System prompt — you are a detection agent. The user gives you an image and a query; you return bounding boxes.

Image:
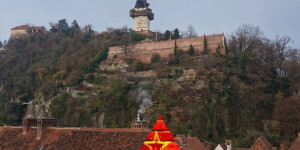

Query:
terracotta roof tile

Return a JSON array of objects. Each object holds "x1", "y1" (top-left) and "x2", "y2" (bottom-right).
[
  {"x1": 176, "y1": 136, "x2": 207, "y2": 150},
  {"x1": 0, "y1": 127, "x2": 150, "y2": 150},
  {"x1": 11, "y1": 25, "x2": 29, "y2": 30},
  {"x1": 289, "y1": 133, "x2": 300, "y2": 150},
  {"x1": 250, "y1": 136, "x2": 273, "y2": 150}
]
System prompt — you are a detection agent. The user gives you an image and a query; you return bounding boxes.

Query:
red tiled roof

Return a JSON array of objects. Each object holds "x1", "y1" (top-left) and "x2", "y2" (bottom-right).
[
  {"x1": 177, "y1": 137, "x2": 207, "y2": 150},
  {"x1": 0, "y1": 127, "x2": 150, "y2": 150},
  {"x1": 11, "y1": 25, "x2": 29, "y2": 30},
  {"x1": 250, "y1": 136, "x2": 273, "y2": 150},
  {"x1": 289, "y1": 133, "x2": 300, "y2": 150}
]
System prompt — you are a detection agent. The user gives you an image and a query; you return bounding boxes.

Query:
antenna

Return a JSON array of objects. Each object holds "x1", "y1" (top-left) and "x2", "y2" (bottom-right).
[{"x1": 222, "y1": 23, "x2": 225, "y2": 35}]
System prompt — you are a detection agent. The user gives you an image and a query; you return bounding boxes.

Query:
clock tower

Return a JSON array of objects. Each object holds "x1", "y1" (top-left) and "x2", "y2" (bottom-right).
[{"x1": 130, "y1": 0, "x2": 154, "y2": 32}]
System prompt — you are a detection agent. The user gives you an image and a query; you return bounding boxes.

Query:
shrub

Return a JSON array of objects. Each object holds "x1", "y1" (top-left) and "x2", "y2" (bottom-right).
[
  {"x1": 132, "y1": 32, "x2": 146, "y2": 42},
  {"x1": 135, "y1": 61, "x2": 144, "y2": 72},
  {"x1": 151, "y1": 54, "x2": 161, "y2": 63}
]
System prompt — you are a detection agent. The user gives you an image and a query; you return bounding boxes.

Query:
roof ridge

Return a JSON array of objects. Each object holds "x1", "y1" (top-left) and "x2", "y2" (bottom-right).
[{"x1": 49, "y1": 127, "x2": 151, "y2": 132}]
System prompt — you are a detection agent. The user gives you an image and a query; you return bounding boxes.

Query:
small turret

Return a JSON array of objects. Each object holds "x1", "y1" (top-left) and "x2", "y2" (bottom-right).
[
  {"x1": 137, "y1": 113, "x2": 141, "y2": 122},
  {"x1": 131, "y1": 113, "x2": 149, "y2": 129}
]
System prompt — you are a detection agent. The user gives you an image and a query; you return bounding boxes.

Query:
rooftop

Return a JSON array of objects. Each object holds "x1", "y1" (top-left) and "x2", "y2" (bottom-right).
[
  {"x1": 0, "y1": 126, "x2": 150, "y2": 150},
  {"x1": 11, "y1": 25, "x2": 44, "y2": 31},
  {"x1": 11, "y1": 25, "x2": 29, "y2": 30},
  {"x1": 289, "y1": 133, "x2": 300, "y2": 150}
]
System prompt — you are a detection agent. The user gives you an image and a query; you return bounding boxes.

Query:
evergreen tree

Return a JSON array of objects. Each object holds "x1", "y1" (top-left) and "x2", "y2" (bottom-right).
[
  {"x1": 172, "y1": 28, "x2": 180, "y2": 39},
  {"x1": 174, "y1": 40, "x2": 178, "y2": 56},
  {"x1": 71, "y1": 20, "x2": 79, "y2": 29},
  {"x1": 214, "y1": 45, "x2": 221, "y2": 56},
  {"x1": 187, "y1": 44, "x2": 195, "y2": 56},
  {"x1": 264, "y1": 125, "x2": 273, "y2": 144},
  {"x1": 203, "y1": 34, "x2": 208, "y2": 54},
  {"x1": 174, "y1": 41, "x2": 179, "y2": 65},
  {"x1": 205, "y1": 120, "x2": 213, "y2": 140},
  {"x1": 164, "y1": 30, "x2": 171, "y2": 40},
  {"x1": 70, "y1": 20, "x2": 80, "y2": 37},
  {"x1": 58, "y1": 19, "x2": 69, "y2": 33}
]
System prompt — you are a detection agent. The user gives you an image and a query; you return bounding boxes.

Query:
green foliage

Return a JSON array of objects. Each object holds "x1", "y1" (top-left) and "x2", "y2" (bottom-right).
[
  {"x1": 173, "y1": 41, "x2": 179, "y2": 65},
  {"x1": 172, "y1": 28, "x2": 180, "y2": 39},
  {"x1": 58, "y1": 19, "x2": 69, "y2": 33},
  {"x1": 164, "y1": 30, "x2": 171, "y2": 40},
  {"x1": 131, "y1": 32, "x2": 146, "y2": 42},
  {"x1": 205, "y1": 120, "x2": 213, "y2": 140},
  {"x1": 50, "y1": 92, "x2": 68, "y2": 120},
  {"x1": 203, "y1": 34, "x2": 210, "y2": 55},
  {"x1": 86, "y1": 47, "x2": 109, "y2": 73},
  {"x1": 135, "y1": 61, "x2": 144, "y2": 72},
  {"x1": 187, "y1": 44, "x2": 195, "y2": 56},
  {"x1": 52, "y1": 70, "x2": 66, "y2": 81},
  {"x1": 86, "y1": 76, "x2": 105, "y2": 85},
  {"x1": 214, "y1": 45, "x2": 221, "y2": 56},
  {"x1": 95, "y1": 79, "x2": 138, "y2": 128},
  {"x1": 176, "y1": 124, "x2": 191, "y2": 134},
  {"x1": 123, "y1": 58, "x2": 135, "y2": 65},
  {"x1": 151, "y1": 54, "x2": 161, "y2": 64},
  {"x1": 0, "y1": 102, "x2": 25, "y2": 126},
  {"x1": 232, "y1": 129, "x2": 262, "y2": 148},
  {"x1": 264, "y1": 125, "x2": 273, "y2": 144},
  {"x1": 37, "y1": 68, "x2": 47, "y2": 82}
]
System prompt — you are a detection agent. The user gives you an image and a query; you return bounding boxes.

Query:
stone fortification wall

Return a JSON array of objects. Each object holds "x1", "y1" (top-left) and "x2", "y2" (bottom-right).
[{"x1": 108, "y1": 33, "x2": 225, "y2": 63}]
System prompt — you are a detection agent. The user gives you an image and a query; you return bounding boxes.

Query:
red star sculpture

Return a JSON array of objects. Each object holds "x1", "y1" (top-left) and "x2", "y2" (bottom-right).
[{"x1": 140, "y1": 115, "x2": 180, "y2": 150}]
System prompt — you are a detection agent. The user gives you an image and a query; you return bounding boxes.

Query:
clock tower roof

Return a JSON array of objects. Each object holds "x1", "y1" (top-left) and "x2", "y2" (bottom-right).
[{"x1": 134, "y1": 0, "x2": 149, "y2": 8}]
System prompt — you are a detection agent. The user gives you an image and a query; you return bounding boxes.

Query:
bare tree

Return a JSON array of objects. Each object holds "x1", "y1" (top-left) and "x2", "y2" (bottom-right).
[
  {"x1": 229, "y1": 24, "x2": 263, "y2": 53},
  {"x1": 186, "y1": 25, "x2": 198, "y2": 38},
  {"x1": 274, "y1": 35, "x2": 293, "y2": 75},
  {"x1": 290, "y1": 49, "x2": 300, "y2": 62},
  {"x1": 83, "y1": 24, "x2": 93, "y2": 34}
]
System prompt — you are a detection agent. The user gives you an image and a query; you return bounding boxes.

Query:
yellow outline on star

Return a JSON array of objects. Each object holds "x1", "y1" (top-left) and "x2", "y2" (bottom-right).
[{"x1": 143, "y1": 131, "x2": 171, "y2": 150}]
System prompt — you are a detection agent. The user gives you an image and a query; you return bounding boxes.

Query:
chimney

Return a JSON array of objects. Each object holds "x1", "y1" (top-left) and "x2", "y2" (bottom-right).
[
  {"x1": 187, "y1": 134, "x2": 192, "y2": 138},
  {"x1": 225, "y1": 140, "x2": 232, "y2": 150},
  {"x1": 37, "y1": 119, "x2": 43, "y2": 140},
  {"x1": 22, "y1": 118, "x2": 29, "y2": 135},
  {"x1": 36, "y1": 118, "x2": 55, "y2": 140},
  {"x1": 280, "y1": 144, "x2": 285, "y2": 150}
]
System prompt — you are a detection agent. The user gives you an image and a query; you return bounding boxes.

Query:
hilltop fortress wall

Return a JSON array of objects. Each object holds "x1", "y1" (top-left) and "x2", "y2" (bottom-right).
[{"x1": 107, "y1": 34, "x2": 225, "y2": 63}]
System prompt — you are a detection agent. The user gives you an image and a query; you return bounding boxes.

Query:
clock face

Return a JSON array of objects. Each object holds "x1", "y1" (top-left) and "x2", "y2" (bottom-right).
[{"x1": 137, "y1": 17, "x2": 146, "y2": 27}]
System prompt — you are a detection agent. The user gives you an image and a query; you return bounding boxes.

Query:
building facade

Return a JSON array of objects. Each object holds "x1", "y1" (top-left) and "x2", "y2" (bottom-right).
[
  {"x1": 130, "y1": 0, "x2": 154, "y2": 31},
  {"x1": 10, "y1": 25, "x2": 45, "y2": 39}
]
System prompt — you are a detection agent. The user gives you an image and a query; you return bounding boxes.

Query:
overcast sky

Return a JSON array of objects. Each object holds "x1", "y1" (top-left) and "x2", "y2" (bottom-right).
[{"x1": 0, "y1": 0, "x2": 299, "y2": 48}]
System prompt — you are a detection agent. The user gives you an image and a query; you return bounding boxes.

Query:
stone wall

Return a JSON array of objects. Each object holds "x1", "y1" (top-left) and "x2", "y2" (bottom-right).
[
  {"x1": 108, "y1": 33, "x2": 225, "y2": 63},
  {"x1": 10, "y1": 29, "x2": 28, "y2": 38}
]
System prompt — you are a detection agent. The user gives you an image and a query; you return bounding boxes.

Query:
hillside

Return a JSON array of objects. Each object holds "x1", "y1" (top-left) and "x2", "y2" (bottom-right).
[{"x1": 0, "y1": 20, "x2": 299, "y2": 148}]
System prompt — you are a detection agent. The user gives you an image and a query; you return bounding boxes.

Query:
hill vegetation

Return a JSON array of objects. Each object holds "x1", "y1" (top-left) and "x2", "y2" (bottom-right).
[{"x1": 0, "y1": 20, "x2": 299, "y2": 148}]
